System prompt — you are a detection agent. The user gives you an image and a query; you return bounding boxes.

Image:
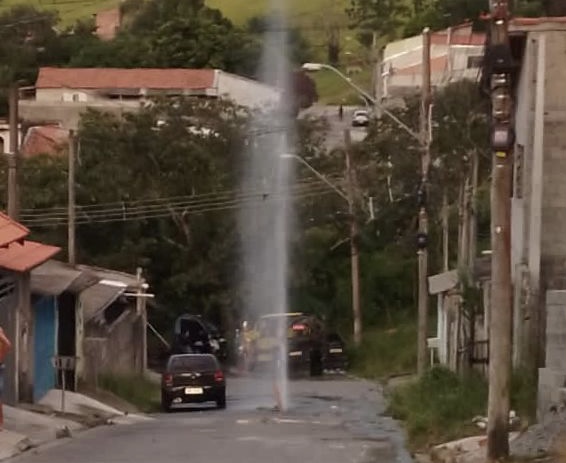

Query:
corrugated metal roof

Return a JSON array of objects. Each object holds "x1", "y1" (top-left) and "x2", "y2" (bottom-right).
[
  {"x1": 0, "y1": 241, "x2": 60, "y2": 273},
  {"x1": 0, "y1": 212, "x2": 29, "y2": 248},
  {"x1": 80, "y1": 282, "x2": 126, "y2": 322},
  {"x1": 78, "y1": 265, "x2": 142, "y2": 323},
  {"x1": 30, "y1": 260, "x2": 99, "y2": 296}
]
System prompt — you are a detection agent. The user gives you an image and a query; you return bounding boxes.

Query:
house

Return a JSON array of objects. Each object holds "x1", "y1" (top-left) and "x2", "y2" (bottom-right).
[
  {"x1": 379, "y1": 22, "x2": 485, "y2": 98},
  {"x1": 505, "y1": 16, "x2": 566, "y2": 417},
  {"x1": 19, "y1": 67, "x2": 282, "y2": 129},
  {"x1": 0, "y1": 119, "x2": 22, "y2": 155},
  {"x1": 30, "y1": 261, "x2": 150, "y2": 396},
  {"x1": 30, "y1": 260, "x2": 99, "y2": 401},
  {"x1": 94, "y1": 7, "x2": 122, "y2": 41},
  {"x1": 428, "y1": 16, "x2": 566, "y2": 418},
  {"x1": 0, "y1": 213, "x2": 60, "y2": 405},
  {"x1": 76, "y1": 265, "x2": 148, "y2": 388}
]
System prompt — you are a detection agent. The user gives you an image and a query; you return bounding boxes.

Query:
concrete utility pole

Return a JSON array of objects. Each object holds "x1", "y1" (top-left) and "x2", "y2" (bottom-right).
[
  {"x1": 344, "y1": 129, "x2": 362, "y2": 347},
  {"x1": 68, "y1": 130, "x2": 76, "y2": 266},
  {"x1": 417, "y1": 27, "x2": 432, "y2": 376},
  {"x1": 486, "y1": 0, "x2": 514, "y2": 460},
  {"x1": 7, "y1": 85, "x2": 19, "y2": 220}
]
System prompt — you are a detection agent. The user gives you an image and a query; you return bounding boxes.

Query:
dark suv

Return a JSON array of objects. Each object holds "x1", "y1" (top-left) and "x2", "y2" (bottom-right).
[{"x1": 172, "y1": 314, "x2": 228, "y2": 361}]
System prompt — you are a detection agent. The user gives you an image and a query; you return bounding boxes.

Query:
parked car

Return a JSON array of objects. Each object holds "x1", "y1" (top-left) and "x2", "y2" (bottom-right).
[
  {"x1": 323, "y1": 333, "x2": 348, "y2": 371},
  {"x1": 171, "y1": 314, "x2": 228, "y2": 361},
  {"x1": 242, "y1": 312, "x2": 326, "y2": 376},
  {"x1": 161, "y1": 354, "x2": 226, "y2": 412},
  {"x1": 351, "y1": 110, "x2": 370, "y2": 127}
]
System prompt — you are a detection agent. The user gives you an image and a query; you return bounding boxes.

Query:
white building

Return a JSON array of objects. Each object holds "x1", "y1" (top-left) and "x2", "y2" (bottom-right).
[
  {"x1": 19, "y1": 67, "x2": 281, "y2": 128},
  {"x1": 380, "y1": 22, "x2": 485, "y2": 98}
]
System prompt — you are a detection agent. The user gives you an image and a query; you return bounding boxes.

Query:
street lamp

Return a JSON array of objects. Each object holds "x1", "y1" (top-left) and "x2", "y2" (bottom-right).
[
  {"x1": 280, "y1": 153, "x2": 349, "y2": 202},
  {"x1": 281, "y1": 151, "x2": 362, "y2": 345},
  {"x1": 302, "y1": 62, "x2": 420, "y2": 141}
]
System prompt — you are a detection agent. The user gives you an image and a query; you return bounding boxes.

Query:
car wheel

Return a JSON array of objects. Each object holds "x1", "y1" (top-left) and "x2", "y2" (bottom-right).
[
  {"x1": 161, "y1": 392, "x2": 172, "y2": 413},
  {"x1": 216, "y1": 394, "x2": 227, "y2": 409},
  {"x1": 309, "y1": 350, "x2": 323, "y2": 377}
]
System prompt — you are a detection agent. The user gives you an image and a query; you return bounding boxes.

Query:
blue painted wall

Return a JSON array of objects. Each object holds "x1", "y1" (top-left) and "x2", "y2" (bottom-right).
[{"x1": 33, "y1": 295, "x2": 57, "y2": 402}]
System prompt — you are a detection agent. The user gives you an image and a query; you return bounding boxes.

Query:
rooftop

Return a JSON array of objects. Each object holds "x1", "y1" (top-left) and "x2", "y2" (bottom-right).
[{"x1": 36, "y1": 67, "x2": 216, "y2": 90}]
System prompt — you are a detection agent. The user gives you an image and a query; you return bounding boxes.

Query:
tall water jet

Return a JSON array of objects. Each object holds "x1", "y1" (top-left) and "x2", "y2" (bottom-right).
[{"x1": 238, "y1": 5, "x2": 295, "y2": 411}]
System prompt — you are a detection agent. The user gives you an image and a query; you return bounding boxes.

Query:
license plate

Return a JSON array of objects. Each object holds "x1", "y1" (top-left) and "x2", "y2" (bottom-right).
[
  {"x1": 185, "y1": 387, "x2": 203, "y2": 395},
  {"x1": 329, "y1": 348, "x2": 343, "y2": 353}
]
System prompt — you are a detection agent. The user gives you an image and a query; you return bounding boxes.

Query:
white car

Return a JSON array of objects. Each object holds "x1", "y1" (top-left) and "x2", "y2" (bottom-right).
[{"x1": 351, "y1": 110, "x2": 370, "y2": 127}]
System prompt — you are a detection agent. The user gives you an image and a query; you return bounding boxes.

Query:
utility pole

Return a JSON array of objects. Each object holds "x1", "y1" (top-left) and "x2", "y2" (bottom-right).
[
  {"x1": 7, "y1": 84, "x2": 19, "y2": 219},
  {"x1": 468, "y1": 150, "x2": 479, "y2": 268},
  {"x1": 68, "y1": 130, "x2": 76, "y2": 266},
  {"x1": 344, "y1": 129, "x2": 362, "y2": 346},
  {"x1": 486, "y1": 0, "x2": 514, "y2": 460},
  {"x1": 417, "y1": 27, "x2": 432, "y2": 376}
]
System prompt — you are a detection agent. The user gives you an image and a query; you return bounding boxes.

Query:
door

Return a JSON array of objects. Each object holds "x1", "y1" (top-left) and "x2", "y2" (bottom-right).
[{"x1": 33, "y1": 295, "x2": 57, "y2": 401}]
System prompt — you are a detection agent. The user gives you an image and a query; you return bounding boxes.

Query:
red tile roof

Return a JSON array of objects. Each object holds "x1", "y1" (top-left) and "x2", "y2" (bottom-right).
[
  {"x1": 0, "y1": 240, "x2": 60, "y2": 273},
  {"x1": 95, "y1": 7, "x2": 121, "y2": 41},
  {"x1": 21, "y1": 125, "x2": 69, "y2": 158},
  {"x1": 0, "y1": 212, "x2": 29, "y2": 248},
  {"x1": 36, "y1": 67, "x2": 216, "y2": 90},
  {"x1": 511, "y1": 16, "x2": 566, "y2": 26}
]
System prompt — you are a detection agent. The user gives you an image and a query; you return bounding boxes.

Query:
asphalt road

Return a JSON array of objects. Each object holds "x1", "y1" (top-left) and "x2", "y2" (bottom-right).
[
  {"x1": 300, "y1": 105, "x2": 369, "y2": 148},
  {"x1": 9, "y1": 376, "x2": 412, "y2": 463}
]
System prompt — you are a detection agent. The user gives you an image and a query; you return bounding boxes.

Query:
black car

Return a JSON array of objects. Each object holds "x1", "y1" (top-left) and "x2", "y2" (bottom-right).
[
  {"x1": 161, "y1": 354, "x2": 226, "y2": 412},
  {"x1": 171, "y1": 314, "x2": 228, "y2": 361},
  {"x1": 323, "y1": 333, "x2": 348, "y2": 371}
]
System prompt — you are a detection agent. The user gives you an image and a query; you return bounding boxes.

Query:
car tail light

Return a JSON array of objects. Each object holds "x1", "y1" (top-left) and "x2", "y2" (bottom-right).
[
  {"x1": 163, "y1": 373, "x2": 173, "y2": 386},
  {"x1": 214, "y1": 370, "x2": 224, "y2": 382}
]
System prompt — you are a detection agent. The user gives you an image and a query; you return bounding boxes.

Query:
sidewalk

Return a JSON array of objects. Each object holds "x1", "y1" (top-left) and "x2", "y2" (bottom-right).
[{"x1": 0, "y1": 390, "x2": 153, "y2": 461}]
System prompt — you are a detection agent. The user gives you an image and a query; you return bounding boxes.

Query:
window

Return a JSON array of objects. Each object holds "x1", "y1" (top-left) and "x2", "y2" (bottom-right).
[
  {"x1": 467, "y1": 55, "x2": 483, "y2": 69},
  {"x1": 168, "y1": 354, "x2": 218, "y2": 372}
]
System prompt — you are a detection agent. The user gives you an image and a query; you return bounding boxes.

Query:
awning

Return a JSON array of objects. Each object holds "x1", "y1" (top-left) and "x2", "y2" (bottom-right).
[
  {"x1": 0, "y1": 212, "x2": 29, "y2": 248},
  {"x1": 428, "y1": 269, "x2": 459, "y2": 295},
  {"x1": 78, "y1": 265, "x2": 143, "y2": 323},
  {"x1": 0, "y1": 241, "x2": 60, "y2": 273},
  {"x1": 31, "y1": 260, "x2": 99, "y2": 296}
]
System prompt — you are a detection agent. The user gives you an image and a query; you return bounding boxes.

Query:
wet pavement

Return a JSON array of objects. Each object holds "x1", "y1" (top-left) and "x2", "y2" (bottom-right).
[{"x1": 7, "y1": 375, "x2": 412, "y2": 463}]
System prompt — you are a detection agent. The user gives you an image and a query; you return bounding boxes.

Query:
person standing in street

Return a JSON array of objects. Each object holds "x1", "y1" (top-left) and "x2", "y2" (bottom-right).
[{"x1": 0, "y1": 327, "x2": 12, "y2": 431}]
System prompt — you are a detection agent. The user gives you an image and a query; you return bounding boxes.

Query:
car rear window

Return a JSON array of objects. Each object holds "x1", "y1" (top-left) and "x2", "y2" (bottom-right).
[{"x1": 169, "y1": 355, "x2": 217, "y2": 372}]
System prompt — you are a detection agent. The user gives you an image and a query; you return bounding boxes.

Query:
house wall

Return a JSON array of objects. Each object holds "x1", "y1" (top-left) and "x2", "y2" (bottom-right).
[
  {"x1": 82, "y1": 309, "x2": 144, "y2": 382},
  {"x1": 216, "y1": 71, "x2": 281, "y2": 109},
  {"x1": 538, "y1": 290, "x2": 566, "y2": 418},
  {"x1": 0, "y1": 272, "x2": 19, "y2": 405}
]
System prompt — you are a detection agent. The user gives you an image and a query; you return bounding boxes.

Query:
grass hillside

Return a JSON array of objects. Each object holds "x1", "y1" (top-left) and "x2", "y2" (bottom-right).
[{"x1": 0, "y1": 0, "x2": 120, "y2": 26}]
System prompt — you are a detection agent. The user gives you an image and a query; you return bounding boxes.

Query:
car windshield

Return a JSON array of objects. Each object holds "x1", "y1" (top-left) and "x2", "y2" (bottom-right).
[
  {"x1": 354, "y1": 111, "x2": 368, "y2": 117},
  {"x1": 168, "y1": 355, "x2": 217, "y2": 372}
]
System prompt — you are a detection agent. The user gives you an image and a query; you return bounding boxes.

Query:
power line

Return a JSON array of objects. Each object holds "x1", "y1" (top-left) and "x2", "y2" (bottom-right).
[
  {"x1": 20, "y1": 172, "x2": 345, "y2": 215},
  {"x1": 20, "y1": 186, "x2": 337, "y2": 227}
]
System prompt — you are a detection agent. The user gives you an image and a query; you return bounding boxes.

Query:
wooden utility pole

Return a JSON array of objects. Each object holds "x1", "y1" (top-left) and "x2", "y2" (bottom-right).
[
  {"x1": 68, "y1": 130, "x2": 76, "y2": 266},
  {"x1": 417, "y1": 27, "x2": 432, "y2": 376},
  {"x1": 7, "y1": 85, "x2": 19, "y2": 219},
  {"x1": 344, "y1": 129, "x2": 362, "y2": 346},
  {"x1": 468, "y1": 150, "x2": 479, "y2": 267},
  {"x1": 487, "y1": 0, "x2": 514, "y2": 459},
  {"x1": 442, "y1": 190, "x2": 449, "y2": 273}
]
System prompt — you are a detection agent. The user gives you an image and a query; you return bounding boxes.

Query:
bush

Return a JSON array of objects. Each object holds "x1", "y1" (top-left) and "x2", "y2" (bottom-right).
[
  {"x1": 388, "y1": 366, "x2": 488, "y2": 450},
  {"x1": 99, "y1": 374, "x2": 161, "y2": 413},
  {"x1": 349, "y1": 316, "x2": 417, "y2": 380}
]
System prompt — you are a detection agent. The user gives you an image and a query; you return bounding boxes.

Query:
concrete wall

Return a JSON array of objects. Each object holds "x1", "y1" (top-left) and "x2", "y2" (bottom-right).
[
  {"x1": 216, "y1": 71, "x2": 281, "y2": 109},
  {"x1": 82, "y1": 309, "x2": 144, "y2": 383},
  {"x1": 538, "y1": 290, "x2": 566, "y2": 418}
]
